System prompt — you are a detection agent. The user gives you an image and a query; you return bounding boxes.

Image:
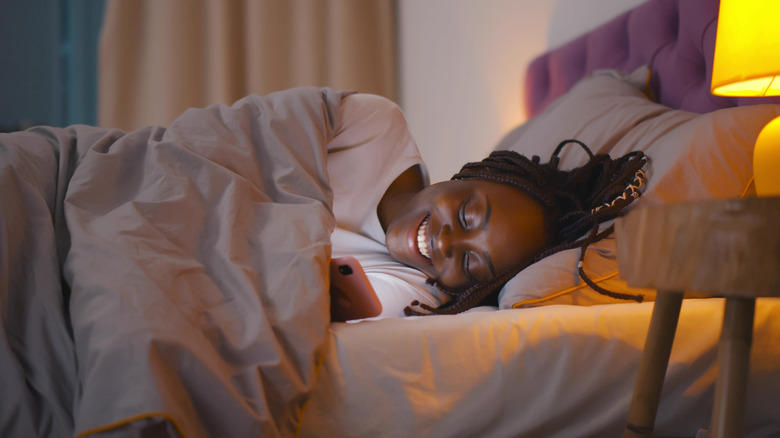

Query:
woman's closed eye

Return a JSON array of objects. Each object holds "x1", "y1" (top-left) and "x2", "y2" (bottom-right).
[
  {"x1": 458, "y1": 200, "x2": 470, "y2": 229},
  {"x1": 463, "y1": 251, "x2": 476, "y2": 282}
]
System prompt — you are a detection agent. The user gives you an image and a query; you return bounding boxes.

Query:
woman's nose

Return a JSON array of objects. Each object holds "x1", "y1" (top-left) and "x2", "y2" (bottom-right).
[
  {"x1": 437, "y1": 223, "x2": 482, "y2": 260},
  {"x1": 437, "y1": 224, "x2": 453, "y2": 257}
]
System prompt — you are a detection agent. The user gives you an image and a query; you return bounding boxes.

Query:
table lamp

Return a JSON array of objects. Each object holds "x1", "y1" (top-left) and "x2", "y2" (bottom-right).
[{"x1": 711, "y1": 0, "x2": 780, "y2": 196}]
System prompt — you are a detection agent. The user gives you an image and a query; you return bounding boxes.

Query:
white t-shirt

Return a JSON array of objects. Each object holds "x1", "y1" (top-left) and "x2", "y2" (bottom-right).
[{"x1": 327, "y1": 94, "x2": 448, "y2": 318}]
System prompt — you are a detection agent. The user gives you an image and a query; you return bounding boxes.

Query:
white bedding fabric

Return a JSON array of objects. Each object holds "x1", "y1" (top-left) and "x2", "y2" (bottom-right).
[
  {"x1": 300, "y1": 299, "x2": 780, "y2": 438},
  {"x1": 1, "y1": 87, "x2": 347, "y2": 438}
]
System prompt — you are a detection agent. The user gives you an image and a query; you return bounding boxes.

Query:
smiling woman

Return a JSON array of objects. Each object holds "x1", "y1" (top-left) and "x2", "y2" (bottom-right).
[
  {"x1": 388, "y1": 142, "x2": 649, "y2": 316},
  {"x1": 327, "y1": 93, "x2": 648, "y2": 318}
]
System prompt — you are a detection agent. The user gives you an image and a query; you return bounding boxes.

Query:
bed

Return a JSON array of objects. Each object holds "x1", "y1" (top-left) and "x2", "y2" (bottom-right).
[
  {"x1": 299, "y1": 0, "x2": 780, "y2": 437},
  {"x1": 2, "y1": 1, "x2": 779, "y2": 438}
]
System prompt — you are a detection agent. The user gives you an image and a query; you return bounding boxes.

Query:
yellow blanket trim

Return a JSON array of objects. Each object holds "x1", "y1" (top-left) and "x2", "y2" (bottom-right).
[
  {"x1": 511, "y1": 271, "x2": 621, "y2": 308},
  {"x1": 76, "y1": 412, "x2": 185, "y2": 438}
]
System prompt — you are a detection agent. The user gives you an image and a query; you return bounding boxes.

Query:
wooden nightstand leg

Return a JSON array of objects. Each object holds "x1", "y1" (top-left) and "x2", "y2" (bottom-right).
[
  {"x1": 710, "y1": 297, "x2": 755, "y2": 438},
  {"x1": 624, "y1": 290, "x2": 684, "y2": 438}
]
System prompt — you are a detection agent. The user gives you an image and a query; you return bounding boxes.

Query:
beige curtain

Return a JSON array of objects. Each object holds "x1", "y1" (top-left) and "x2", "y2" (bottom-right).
[{"x1": 98, "y1": 0, "x2": 397, "y2": 131}]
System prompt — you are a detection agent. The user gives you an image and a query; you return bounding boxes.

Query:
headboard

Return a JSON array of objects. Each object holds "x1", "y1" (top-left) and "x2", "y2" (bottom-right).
[{"x1": 524, "y1": 0, "x2": 780, "y2": 117}]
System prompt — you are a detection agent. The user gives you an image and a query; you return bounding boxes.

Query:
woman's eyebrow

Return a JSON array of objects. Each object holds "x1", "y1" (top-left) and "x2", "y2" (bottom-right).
[
  {"x1": 482, "y1": 197, "x2": 491, "y2": 231},
  {"x1": 482, "y1": 197, "x2": 496, "y2": 276}
]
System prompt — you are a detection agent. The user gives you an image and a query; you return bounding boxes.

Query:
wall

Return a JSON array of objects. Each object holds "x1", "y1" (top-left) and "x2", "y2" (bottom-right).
[
  {"x1": 0, "y1": 0, "x2": 644, "y2": 147},
  {"x1": 398, "y1": 0, "x2": 646, "y2": 183}
]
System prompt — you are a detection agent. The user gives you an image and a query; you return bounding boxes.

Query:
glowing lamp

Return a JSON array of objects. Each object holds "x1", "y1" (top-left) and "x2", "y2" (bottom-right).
[{"x1": 711, "y1": 0, "x2": 780, "y2": 196}]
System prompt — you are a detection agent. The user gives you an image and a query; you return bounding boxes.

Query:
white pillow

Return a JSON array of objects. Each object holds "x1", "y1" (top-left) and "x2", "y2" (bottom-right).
[{"x1": 496, "y1": 69, "x2": 780, "y2": 309}]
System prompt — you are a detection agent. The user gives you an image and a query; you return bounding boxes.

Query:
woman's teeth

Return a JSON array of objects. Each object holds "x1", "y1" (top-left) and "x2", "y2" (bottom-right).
[{"x1": 417, "y1": 216, "x2": 430, "y2": 260}]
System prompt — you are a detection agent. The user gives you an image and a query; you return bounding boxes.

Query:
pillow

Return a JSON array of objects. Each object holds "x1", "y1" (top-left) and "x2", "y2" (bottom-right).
[{"x1": 496, "y1": 69, "x2": 780, "y2": 309}]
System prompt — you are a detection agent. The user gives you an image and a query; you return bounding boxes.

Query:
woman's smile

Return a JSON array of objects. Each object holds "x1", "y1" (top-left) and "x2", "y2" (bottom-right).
[
  {"x1": 398, "y1": 213, "x2": 433, "y2": 273},
  {"x1": 416, "y1": 215, "x2": 431, "y2": 260}
]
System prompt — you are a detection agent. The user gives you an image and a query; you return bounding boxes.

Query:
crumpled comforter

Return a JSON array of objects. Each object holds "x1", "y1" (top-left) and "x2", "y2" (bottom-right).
[{"x1": 0, "y1": 87, "x2": 348, "y2": 438}]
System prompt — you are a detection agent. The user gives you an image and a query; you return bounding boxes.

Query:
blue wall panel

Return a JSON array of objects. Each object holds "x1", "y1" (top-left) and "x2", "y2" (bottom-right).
[{"x1": 0, "y1": 0, "x2": 105, "y2": 131}]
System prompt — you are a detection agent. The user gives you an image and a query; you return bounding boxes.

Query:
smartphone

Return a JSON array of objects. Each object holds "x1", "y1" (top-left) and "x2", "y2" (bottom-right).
[{"x1": 329, "y1": 256, "x2": 382, "y2": 322}]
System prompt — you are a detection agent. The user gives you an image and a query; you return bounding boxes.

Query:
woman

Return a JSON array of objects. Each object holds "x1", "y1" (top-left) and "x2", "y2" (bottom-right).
[{"x1": 328, "y1": 93, "x2": 648, "y2": 317}]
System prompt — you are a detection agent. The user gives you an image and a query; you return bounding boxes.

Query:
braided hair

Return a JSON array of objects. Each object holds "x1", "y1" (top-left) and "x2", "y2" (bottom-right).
[{"x1": 404, "y1": 139, "x2": 648, "y2": 316}]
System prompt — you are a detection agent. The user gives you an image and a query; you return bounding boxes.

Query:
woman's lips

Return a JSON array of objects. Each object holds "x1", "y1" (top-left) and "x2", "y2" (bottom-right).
[
  {"x1": 406, "y1": 214, "x2": 432, "y2": 268},
  {"x1": 417, "y1": 216, "x2": 431, "y2": 260}
]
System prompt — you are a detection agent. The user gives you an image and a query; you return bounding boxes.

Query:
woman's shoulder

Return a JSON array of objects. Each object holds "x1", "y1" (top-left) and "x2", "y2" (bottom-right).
[
  {"x1": 340, "y1": 93, "x2": 405, "y2": 123},
  {"x1": 343, "y1": 92, "x2": 400, "y2": 109},
  {"x1": 333, "y1": 93, "x2": 414, "y2": 159}
]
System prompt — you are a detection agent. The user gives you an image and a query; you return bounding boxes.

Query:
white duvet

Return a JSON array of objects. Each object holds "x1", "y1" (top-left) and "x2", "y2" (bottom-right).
[{"x1": 0, "y1": 88, "x2": 347, "y2": 437}]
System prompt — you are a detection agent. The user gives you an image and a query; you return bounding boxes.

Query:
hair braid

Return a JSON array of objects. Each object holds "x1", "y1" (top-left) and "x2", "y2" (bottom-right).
[
  {"x1": 404, "y1": 139, "x2": 648, "y2": 316},
  {"x1": 404, "y1": 269, "x2": 522, "y2": 316}
]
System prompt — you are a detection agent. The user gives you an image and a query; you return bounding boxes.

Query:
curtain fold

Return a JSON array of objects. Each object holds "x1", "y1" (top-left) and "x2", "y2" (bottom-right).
[{"x1": 98, "y1": 0, "x2": 397, "y2": 131}]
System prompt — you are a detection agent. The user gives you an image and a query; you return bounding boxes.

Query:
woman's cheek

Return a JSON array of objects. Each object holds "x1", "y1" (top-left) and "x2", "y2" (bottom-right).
[
  {"x1": 385, "y1": 222, "x2": 413, "y2": 263},
  {"x1": 384, "y1": 226, "x2": 403, "y2": 260}
]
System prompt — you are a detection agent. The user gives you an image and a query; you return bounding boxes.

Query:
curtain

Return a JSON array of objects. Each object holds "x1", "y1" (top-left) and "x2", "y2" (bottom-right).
[{"x1": 98, "y1": 0, "x2": 397, "y2": 131}]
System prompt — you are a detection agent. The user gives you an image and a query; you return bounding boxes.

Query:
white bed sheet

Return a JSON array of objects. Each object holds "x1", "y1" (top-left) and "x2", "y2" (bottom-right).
[{"x1": 300, "y1": 298, "x2": 780, "y2": 438}]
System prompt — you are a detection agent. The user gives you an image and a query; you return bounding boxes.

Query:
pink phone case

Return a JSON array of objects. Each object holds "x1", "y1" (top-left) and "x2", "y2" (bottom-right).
[{"x1": 329, "y1": 256, "x2": 382, "y2": 322}]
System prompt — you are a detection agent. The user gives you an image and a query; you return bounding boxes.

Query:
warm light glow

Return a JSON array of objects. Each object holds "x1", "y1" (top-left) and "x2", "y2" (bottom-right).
[
  {"x1": 711, "y1": 0, "x2": 780, "y2": 97},
  {"x1": 712, "y1": 0, "x2": 780, "y2": 197},
  {"x1": 754, "y1": 116, "x2": 780, "y2": 196}
]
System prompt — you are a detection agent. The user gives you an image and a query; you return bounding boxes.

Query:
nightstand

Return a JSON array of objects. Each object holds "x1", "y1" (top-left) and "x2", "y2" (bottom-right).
[{"x1": 614, "y1": 197, "x2": 780, "y2": 438}]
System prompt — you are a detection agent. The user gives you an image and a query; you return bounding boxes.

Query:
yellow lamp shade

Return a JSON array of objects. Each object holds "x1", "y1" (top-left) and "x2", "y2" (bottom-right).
[
  {"x1": 711, "y1": 0, "x2": 780, "y2": 97},
  {"x1": 712, "y1": 0, "x2": 780, "y2": 197}
]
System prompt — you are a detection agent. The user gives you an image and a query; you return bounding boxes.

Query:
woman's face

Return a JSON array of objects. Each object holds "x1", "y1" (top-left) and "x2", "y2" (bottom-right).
[{"x1": 385, "y1": 179, "x2": 548, "y2": 290}]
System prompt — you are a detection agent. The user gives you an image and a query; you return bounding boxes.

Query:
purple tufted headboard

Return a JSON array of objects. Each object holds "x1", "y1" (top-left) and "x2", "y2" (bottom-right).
[{"x1": 524, "y1": 0, "x2": 780, "y2": 118}]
